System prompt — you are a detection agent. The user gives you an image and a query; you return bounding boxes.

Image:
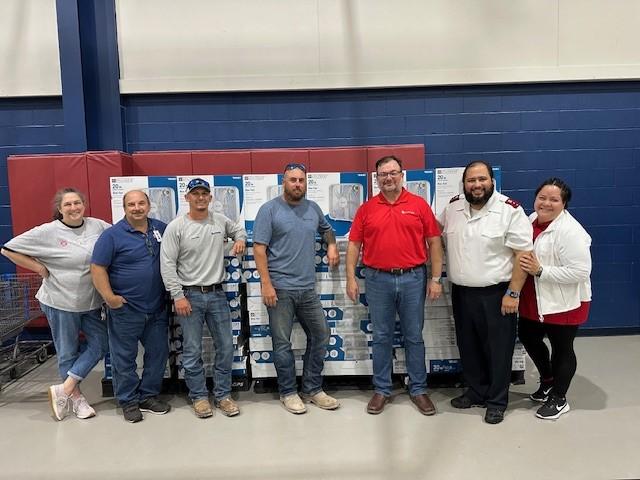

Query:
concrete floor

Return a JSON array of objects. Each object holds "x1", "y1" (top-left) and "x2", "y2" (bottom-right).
[{"x1": 0, "y1": 335, "x2": 639, "y2": 480}]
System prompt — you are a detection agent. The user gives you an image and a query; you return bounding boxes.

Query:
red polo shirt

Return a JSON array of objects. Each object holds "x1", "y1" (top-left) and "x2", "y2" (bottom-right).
[{"x1": 349, "y1": 188, "x2": 441, "y2": 269}]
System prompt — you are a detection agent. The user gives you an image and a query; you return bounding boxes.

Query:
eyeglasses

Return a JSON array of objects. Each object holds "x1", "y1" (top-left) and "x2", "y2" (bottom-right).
[
  {"x1": 144, "y1": 234, "x2": 155, "y2": 257},
  {"x1": 284, "y1": 163, "x2": 307, "y2": 173},
  {"x1": 377, "y1": 171, "x2": 402, "y2": 179}
]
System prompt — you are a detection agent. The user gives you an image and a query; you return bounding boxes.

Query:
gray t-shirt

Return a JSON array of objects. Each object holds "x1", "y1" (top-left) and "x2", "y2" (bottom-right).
[
  {"x1": 253, "y1": 197, "x2": 332, "y2": 290},
  {"x1": 4, "y1": 218, "x2": 110, "y2": 312},
  {"x1": 160, "y1": 212, "x2": 247, "y2": 300}
]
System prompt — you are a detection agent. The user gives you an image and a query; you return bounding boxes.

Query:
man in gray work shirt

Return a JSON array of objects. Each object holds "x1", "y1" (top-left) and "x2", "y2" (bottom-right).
[
  {"x1": 160, "y1": 178, "x2": 246, "y2": 419},
  {"x1": 253, "y1": 163, "x2": 340, "y2": 415}
]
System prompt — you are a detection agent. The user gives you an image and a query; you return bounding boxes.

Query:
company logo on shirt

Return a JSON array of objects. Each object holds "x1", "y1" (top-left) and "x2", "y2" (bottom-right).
[
  {"x1": 401, "y1": 210, "x2": 417, "y2": 215},
  {"x1": 59, "y1": 239, "x2": 68, "y2": 247}
]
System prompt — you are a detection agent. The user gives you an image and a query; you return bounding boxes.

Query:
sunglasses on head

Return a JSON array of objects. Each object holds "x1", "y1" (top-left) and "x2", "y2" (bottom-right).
[{"x1": 284, "y1": 163, "x2": 307, "y2": 173}]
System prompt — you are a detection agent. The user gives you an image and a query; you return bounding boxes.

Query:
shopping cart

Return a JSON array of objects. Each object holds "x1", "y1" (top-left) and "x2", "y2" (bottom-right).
[{"x1": 0, "y1": 273, "x2": 51, "y2": 390}]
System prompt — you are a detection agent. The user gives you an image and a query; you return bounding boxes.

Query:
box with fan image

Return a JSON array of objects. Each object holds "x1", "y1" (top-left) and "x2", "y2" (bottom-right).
[
  {"x1": 242, "y1": 174, "x2": 282, "y2": 238},
  {"x1": 109, "y1": 176, "x2": 180, "y2": 225},
  {"x1": 306, "y1": 172, "x2": 368, "y2": 237}
]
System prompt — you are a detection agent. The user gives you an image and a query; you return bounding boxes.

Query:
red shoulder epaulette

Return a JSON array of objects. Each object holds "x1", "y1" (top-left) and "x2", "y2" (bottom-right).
[
  {"x1": 505, "y1": 198, "x2": 520, "y2": 209},
  {"x1": 449, "y1": 194, "x2": 460, "y2": 203}
]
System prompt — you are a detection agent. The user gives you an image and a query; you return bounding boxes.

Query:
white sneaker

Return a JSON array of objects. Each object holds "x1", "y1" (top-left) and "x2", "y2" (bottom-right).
[
  {"x1": 48, "y1": 384, "x2": 70, "y2": 421},
  {"x1": 302, "y1": 391, "x2": 340, "y2": 410},
  {"x1": 280, "y1": 393, "x2": 307, "y2": 414},
  {"x1": 71, "y1": 394, "x2": 96, "y2": 419}
]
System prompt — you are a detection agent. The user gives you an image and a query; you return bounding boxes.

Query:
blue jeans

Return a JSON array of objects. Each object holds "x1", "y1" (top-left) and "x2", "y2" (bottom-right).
[
  {"x1": 40, "y1": 303, "x2": 108, "y2": 382},
  {"x1": 107, "y1": 304, "x2": 169, "y2": 406},
  {"x1": 179, "y1": 289, "x2": 233, "y2": 401},
  {"x1": 365, "y1": 266, "x2": 427, "y2": 396},
  {"x1": 267, "y1": 289, "x2": 330, "y2": 397}
]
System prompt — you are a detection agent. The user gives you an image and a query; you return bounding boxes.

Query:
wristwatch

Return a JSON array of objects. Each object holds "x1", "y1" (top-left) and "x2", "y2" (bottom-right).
[
  {"x1": 430, "y1": 277, "x2": 442, "y2": 284},
  {"x1": 505, "y1": 288, "x2": 520, "y2": 299},
  {"x1": 535, "y1": 266, "x2": 543, "y2": 277}
]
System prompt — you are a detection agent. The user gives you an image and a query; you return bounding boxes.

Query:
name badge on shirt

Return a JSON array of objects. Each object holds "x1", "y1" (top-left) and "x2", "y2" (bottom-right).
[{"x1": 153, "y1": 229, "x2": 162, "y2": 242}]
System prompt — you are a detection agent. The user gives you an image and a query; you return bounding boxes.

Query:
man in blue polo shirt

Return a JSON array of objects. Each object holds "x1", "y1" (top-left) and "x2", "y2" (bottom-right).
[{"x1": 91, "y1": 190, "x2": 171, "y2": 423}]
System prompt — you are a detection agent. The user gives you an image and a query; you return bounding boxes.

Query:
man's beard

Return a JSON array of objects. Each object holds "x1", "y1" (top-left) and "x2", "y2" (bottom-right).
[
  {"x1": 464, "y1": 183, "x2": 494, "y2": 206},
  {"x1": 284, "y1": 186, "x2": 305, "y2": 202}
]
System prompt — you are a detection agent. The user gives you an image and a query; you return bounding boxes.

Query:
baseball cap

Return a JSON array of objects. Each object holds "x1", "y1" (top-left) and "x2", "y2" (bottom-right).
[{"x1": 186, "y1": 178, "x2": 211, "y2": 194}]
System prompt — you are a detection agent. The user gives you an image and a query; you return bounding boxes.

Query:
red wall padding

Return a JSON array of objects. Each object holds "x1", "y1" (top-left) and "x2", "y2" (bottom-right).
[
  {"x1": 8, "y1": 154, "x2": 90, "y2": 235},
  {"x1": 131, "y1": 151, "x2": 192, "y2": 175},
  {"x1": 366, "y1": 144, "x2": 426, "y2": 171},
  {"x1": 86, "y1": 151, "x2": 133, "y2": 223},
  {"x1": 192, "y1": 150, "x2": 252, "y2": 175},
  {"x1": 251, "y1": 149, "x2": 309, "y2": 174},
  {"x1": 308, "y1": 147, "x2": 368, "y2": 172}
]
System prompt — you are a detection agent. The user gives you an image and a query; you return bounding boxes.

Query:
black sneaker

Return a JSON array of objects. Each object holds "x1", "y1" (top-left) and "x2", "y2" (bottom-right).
[
  {"x1": 484, "y1": 408, "x2": 504, "y2": 424},
  {"x1": 451, "y1": 394, "x2": 486, "y2": 409},
  {"x1": 123, "y1": 404, "x2": 143, "y2": 423},
  {"x1": 139, "y1": 397, "x2": 171, "y2": 415},
  {"x1": 536, "y1": 395, "x2": 570, "y2": 420},
  {"x1": 530, "y1": 381, "x2": 553, "y2": 403}
]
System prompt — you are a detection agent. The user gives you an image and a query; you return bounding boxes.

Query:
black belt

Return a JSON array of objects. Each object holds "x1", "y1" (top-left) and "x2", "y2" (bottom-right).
[
  {"x1": 182, "y1": 284, "x2": 223, "y2": 293},
  {"x1": 366, "y1": 265, "x2": 425, "y2": 276}
]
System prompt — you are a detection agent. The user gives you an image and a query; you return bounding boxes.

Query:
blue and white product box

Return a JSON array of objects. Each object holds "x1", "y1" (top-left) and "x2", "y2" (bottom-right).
[
  {"x1": 325, "y1": 347, "x2": 372, "y2": 361},
  {"x1": 433, "y1": 166, "x2": 501, "y2": 217},
  {"x1": 110, "y1": 176, "x2": 181, "y2": 224},
  {"x1": 371, "y1": 169, "x2": 435, "y2": 208},
  {"x1": 242, "y1": 174, "x2": 281, "y2": 238},
  {"x1": 247, "y1": 297, "x2": 269, "y2": 325},
  {"x1": 176, "y1": 175, "x2": 245, "y2": 228},
  {"x1": 306, "y1": 172, "x2": 368, "y2": 237},
  {"x1": 323, "y1": 305, "x2": 369, "y2": 322},
  {"x1": 224, "y1": 255, "x2": 243, "y2": 284},
  {"x1": 319, "y1": 293, "x2": 367, "y2": 308}
]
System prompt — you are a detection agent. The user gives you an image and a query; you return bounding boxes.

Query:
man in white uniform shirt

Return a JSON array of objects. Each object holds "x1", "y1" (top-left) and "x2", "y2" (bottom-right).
[{"x1": 439, "y1": 161, "x2": 533, "y2": 424}]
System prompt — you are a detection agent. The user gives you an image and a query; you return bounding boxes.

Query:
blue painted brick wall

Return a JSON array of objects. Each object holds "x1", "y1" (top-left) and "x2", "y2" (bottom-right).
[
  {"x1": 123, "y1": 82, "x2": 640, "y2": 331},
  {"x1": 0, "y1": 97, "x2": 65, "y2": 273}
]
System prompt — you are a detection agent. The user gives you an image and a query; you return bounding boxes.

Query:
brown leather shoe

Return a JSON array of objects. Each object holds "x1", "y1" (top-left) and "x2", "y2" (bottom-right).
[
  {"x1": 367, "y1": 393, "x2": 390, "y2": 414},
  {"x1": 411, "y1": 394, "x2": 436, "y2": 416}
]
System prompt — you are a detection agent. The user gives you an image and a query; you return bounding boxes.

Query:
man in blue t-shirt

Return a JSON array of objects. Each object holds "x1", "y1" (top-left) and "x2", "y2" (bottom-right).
[
  {"x1": 91, "y1": 190, "x2": 171, "y2": 423},
  {"x1": 253, "y1": 163, "x2": 340, "y2": 414}
]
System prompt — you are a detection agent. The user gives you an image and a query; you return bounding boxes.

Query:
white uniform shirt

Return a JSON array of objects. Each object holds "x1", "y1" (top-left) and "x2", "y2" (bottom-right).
[{"x1": 439, "y1": 190, "x2": 533, "y2": 287}]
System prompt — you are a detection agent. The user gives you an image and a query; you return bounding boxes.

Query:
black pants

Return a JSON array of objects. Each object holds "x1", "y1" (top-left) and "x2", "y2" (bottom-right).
[
  {"x1": 518, "y1": 318, "x2": 579, "y2": 397},
  {"x1": 451, "y1": 282, "x2": 517, "y2": 410}
]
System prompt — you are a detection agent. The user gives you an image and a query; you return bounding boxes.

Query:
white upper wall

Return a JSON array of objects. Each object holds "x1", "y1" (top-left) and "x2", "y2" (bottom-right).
[
  {"x1": 116, "y1": 0, "x2": 640, "y2": 93},
  {"x1": 0, "y1": 0, "x2": 60, "y2": 97},
  {"x1": 3, "y1": 0, "x2": 640, "y2": 97}
]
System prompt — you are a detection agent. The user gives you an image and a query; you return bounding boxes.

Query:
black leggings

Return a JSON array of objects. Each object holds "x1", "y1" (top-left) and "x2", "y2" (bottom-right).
[{"x1": 518, "y1": 318, "x2": 579, "y2": 397}]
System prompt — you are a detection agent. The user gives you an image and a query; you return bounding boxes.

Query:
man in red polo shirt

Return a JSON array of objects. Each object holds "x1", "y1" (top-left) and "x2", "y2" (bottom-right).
[{"x1": 346, "y1": 155, "x2": 443, "y2": 415}]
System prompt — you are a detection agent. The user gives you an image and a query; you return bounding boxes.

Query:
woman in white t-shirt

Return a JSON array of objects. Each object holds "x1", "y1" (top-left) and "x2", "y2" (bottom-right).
[{"x1": 1, "y1": 188, "x2": 110, "y2": 421}]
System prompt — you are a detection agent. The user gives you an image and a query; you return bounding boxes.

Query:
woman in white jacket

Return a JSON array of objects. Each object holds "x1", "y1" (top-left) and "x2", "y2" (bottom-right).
[{"x1": 518, "y1": 178, "x2": 592, "y2": 420}]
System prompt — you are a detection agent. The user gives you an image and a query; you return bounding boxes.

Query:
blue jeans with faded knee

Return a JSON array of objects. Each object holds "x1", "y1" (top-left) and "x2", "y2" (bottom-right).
[
  {"x1": 107, "y1": 304, "x2": 169, "y2": 406},
  {"x1": 40, "y1": 302, "x2": 108, "y2": 382},
  {"x1": 267, "y1": 289, "x2": 329, "y2": 397},
  {"x1": 179, "y1": 289, "x2": 234, "y2": 402},
  {"x1": 365, "y1": 266, "x2": 427, "y2": 396}
]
